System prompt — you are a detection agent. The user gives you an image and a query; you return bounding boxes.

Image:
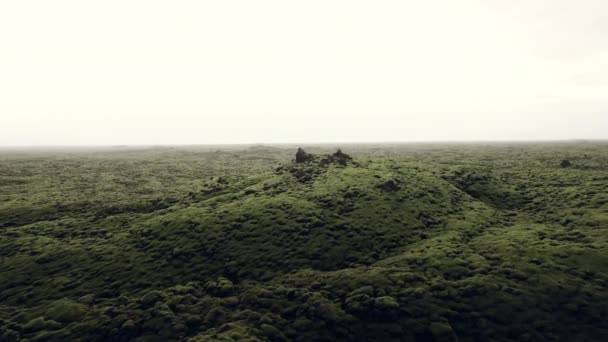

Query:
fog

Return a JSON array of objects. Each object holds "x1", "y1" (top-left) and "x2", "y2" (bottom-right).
[{"x1": 1, "y1": 0, "x2": 607, "y2": 145}]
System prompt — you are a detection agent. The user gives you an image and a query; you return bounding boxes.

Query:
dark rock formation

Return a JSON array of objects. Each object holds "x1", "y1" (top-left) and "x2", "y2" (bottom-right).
[
  {"x1": 319, "y1": 149, "x2": 353, "y2": 166},
  {"x1": 332, "y1": 149, "x2": 352, "y2": 165},
  {"x1": 561, "y1": 160, "x2": 572, "y2": 168},
  {"x1": 295, "y1": 148, "x2": 314, "y2": 163},
  {"x1": 294, "y1": 148, "x2": 352, "y2": 166},
  {"x1": 381, "y1": 179, "x2": 400, "y2": 192}
]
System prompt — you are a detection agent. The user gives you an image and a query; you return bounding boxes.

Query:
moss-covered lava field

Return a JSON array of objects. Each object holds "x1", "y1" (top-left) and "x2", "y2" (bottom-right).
[{"x1": 1, "y1": 142, "x2": 607, "y2": 341}]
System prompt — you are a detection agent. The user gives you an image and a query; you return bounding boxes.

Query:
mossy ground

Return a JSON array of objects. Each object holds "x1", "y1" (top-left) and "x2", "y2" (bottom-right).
[{"x1": 0, "y1": 143, "x2": 607, "y2": 341}]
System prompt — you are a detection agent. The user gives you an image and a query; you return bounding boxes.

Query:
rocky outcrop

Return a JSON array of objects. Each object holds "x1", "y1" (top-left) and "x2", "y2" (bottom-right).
[
  {"x1": 295, "y1": 148, "x2": 314, "y2": 163},
  {"x1": 284, "y1": 148, "x2": 355, "y2": 183},
  {"x1": 294, "y1": 148, "x2": 352, "y2": 166},
  {"x1": 320, "y1": 149, "x2": 353, "y2": 166},
  {"x1": 330, "y1": 149, "x2": 352, "y2": 166},
  {"x1": 380, "y1": 179, "x2": 400, "y2": 192}
]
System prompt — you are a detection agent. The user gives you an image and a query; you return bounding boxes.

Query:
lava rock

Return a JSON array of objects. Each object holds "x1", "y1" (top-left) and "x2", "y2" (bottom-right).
[
  {"x1": 381, "y1": 179, "x2": 400, "y2": 192},
  {"x1": 295, "y1": 148, "x2": 313, "y2": 163},
  {"x1": 331, "y1": 149, "x2": 352, "y2": 165}
]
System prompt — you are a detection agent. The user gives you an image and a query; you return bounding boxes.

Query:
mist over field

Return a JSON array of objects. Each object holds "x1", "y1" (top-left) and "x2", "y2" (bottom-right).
[{"x1": 1, "y1": 1, "x2": 608, "y2": 341}]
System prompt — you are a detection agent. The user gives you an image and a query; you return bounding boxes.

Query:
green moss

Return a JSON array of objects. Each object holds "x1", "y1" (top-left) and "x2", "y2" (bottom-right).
[
  {"x1": 140, "y1": 291, "x2": 165, "y2": 307},
  {"x1": 205, "y1": 278, "x2": 236, "y2": 297},
  {"x1": 23, "y1": 317, "x2": 62, "y2": 332},
  {"x1": 374, "y1": 296, "x2": 399, "y2": 310},
  {"x1": 1, "y1": 143, "x2": 608, "y2": 341},
  {"x1": 46, "y1": 299, "x2": 87, "y2": 323},
  {"x1": 429, "y1": 322, "x2": 456, "y2": 342},
  {"x1": 259, "y1": 323, "x2": 286, "y2": 340}
]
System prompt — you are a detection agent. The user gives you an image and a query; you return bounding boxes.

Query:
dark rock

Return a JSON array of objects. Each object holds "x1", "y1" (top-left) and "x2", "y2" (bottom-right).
[
  {"x1": 319, "y1": 157, "x2": 332, "y2": 166},
  {"x1": 561, "y1": 160, "x2": 572, "y2": 168},
  {"x1": 295, "y1": 148, "x2": 313, "y2": 163},
  {"x1": 381, "y1": 179, "x2": 400, "y2": 192},
  {"x1": 331, "y1": 149, "x2": 352, "y2": 165},
  {"x1": 290, "y1": 167, "x2": 314, "y2": 183}
]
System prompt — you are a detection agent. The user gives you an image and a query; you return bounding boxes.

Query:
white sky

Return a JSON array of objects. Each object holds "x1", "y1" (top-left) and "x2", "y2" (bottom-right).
[{"x1": 1, "y1": 0, "x2": 607, "y2": 145}]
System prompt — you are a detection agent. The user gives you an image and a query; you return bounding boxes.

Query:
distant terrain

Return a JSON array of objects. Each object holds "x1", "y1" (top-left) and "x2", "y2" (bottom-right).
[{"x1": 1, "y1": 142, "x2": 607, "y2": 341}]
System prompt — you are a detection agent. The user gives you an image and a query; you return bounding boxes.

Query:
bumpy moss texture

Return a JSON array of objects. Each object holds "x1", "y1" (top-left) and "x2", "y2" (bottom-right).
[{"x1": 0, "y1": 143, "x2": 607, "y2": 341}]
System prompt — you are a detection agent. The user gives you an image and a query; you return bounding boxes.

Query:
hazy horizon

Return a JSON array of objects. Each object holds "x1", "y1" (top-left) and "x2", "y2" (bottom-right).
[
  {"x1": 1, "y1": 1, "x2": 607, "y2": 145},
  {"x1": 2, "y1": 139, "x2": 607, "y2": 150}
]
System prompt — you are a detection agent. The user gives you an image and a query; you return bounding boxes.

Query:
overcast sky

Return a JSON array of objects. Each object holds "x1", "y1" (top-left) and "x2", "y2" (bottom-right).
[{"x1": 1, "y1": 0, "x2": 607, "y2": 145}]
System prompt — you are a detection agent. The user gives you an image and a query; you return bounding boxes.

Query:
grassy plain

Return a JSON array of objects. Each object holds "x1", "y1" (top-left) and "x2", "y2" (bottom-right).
[{"x1": 0, "y1": 142, "x2": 607, "y2": 341}]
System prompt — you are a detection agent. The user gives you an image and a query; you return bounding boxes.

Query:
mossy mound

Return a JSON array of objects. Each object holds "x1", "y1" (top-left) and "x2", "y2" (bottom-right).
[
  {"x1": 46, "y1": 298, "x2": 88, "y2": 323},
  {"x1": 130, "y1": 158, "x2": 466, "y2": 280}
]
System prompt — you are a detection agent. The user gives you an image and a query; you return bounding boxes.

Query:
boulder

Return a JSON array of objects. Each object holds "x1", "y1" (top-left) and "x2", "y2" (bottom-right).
[
  {"x1": 333, "y1": 149, "x2": 351, "y2": 158},
  {"x1": 381, "y1": 179, "x2": 400, "y2": 192},
  {"x1": 332, "y1": 149, "x2": 352, "y2": 165},
  {"x1": 295, "y1": 148, "x2": 313, "y2": 163}
]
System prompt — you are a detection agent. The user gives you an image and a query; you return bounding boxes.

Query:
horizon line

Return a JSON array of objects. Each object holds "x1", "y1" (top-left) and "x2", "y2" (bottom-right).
[{"x1": 0, "y1": 139, "x2": 606, "y2": 149}]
